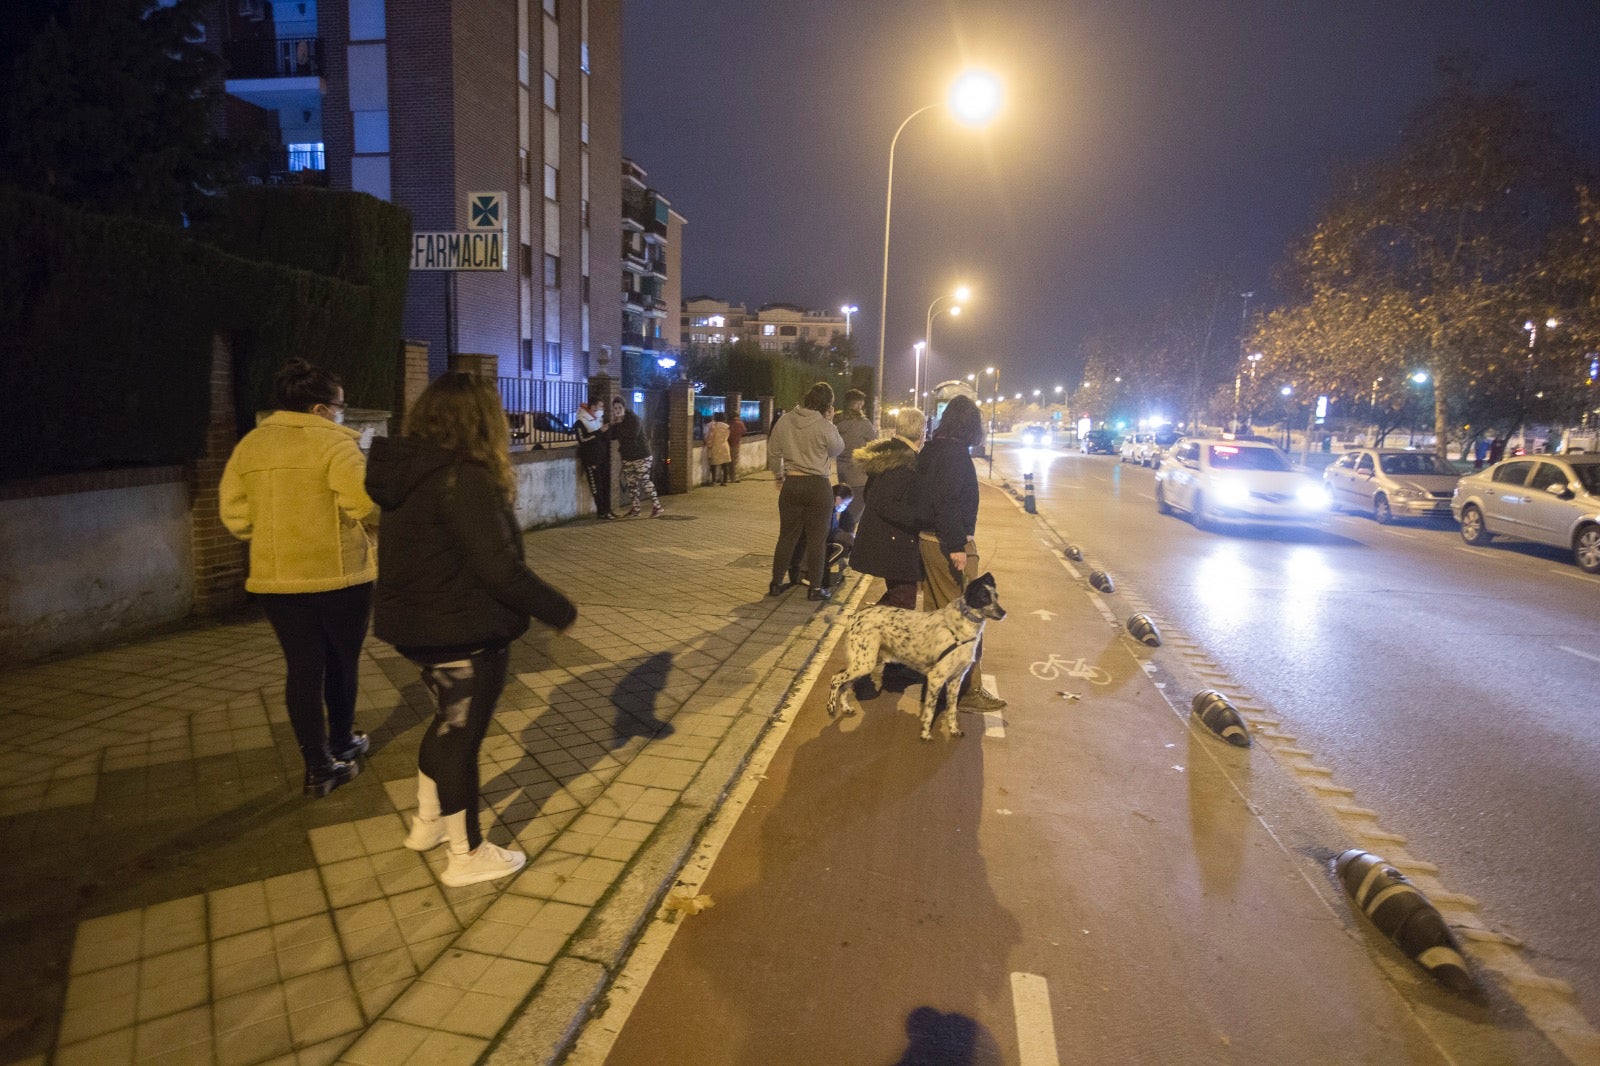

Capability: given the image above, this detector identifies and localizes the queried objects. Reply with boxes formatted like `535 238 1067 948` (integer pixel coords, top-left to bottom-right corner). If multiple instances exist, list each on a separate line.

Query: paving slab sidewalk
0 474 853 1066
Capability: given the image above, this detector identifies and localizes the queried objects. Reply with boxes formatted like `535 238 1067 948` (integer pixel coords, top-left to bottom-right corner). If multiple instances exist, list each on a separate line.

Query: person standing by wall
727 409 747 483
609 397 663 518
767 381 845 601
573 397 613 519
916 394 1005 710
705 411 732 486
834 388 876 527
365 373 577 887
852 406 926 609
219 359 377 798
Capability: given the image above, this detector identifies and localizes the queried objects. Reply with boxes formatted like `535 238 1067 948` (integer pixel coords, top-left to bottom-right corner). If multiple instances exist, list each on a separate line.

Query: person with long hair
221 359 377 798
767 381 845 601
916 394 1006 710
366 373 577 887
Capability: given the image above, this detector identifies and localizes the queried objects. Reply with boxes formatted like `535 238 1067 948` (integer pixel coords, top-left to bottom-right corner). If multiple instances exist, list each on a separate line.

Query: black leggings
772 474 832 587
260 582 373 769
413 645 510 850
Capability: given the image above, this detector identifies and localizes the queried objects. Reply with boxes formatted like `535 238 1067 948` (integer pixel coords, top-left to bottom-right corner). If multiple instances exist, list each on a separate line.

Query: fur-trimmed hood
854 436 918 476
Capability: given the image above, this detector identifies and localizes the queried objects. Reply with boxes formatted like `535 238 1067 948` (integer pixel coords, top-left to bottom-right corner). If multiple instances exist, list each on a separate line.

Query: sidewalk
0 474 855 1066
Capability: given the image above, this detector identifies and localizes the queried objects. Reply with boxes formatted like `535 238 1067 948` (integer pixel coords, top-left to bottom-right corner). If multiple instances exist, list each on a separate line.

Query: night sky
622 1 1600 398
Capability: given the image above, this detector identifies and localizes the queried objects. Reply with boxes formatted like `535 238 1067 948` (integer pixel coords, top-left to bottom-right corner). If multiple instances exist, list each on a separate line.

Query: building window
543 73 557 110
780 325 797 337
544 164 557 201
286 142 325 171
581 275 590 304
544 341 561 376
544 254 560 287
580 42 589 73
762 324 776 337
543 0 556 15
521 338 534 372
520 243 533 277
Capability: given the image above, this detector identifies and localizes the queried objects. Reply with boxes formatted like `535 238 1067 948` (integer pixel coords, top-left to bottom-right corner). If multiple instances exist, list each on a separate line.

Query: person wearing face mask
220 358 379 798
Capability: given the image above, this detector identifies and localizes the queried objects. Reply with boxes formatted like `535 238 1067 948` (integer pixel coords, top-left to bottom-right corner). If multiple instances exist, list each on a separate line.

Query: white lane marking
1011 972 1061 1066
1556 568 1600 583
981 673 1006 738
1559 646 1600 666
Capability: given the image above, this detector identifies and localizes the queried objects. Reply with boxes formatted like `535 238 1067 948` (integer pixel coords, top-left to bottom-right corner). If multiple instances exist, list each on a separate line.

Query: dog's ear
972 572 995 591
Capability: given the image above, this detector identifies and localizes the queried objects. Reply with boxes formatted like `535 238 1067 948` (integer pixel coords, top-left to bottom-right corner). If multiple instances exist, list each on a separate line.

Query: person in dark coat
609 397 663 517
917 394 1005 711
573 396 613 518
851 406 926 608
726 412 747 482
366 373 577 888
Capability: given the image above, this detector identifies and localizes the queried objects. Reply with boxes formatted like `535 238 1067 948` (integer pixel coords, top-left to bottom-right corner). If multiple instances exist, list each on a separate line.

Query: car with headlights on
1452 455 1600 573
1155 438 1330 529
1017 423 1049 448
1083 427 1119 455
1323 448 1461 524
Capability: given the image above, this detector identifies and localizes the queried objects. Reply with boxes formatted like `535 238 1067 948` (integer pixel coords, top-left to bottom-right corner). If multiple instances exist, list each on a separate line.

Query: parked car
1120 432 1153 464
1323 448 1461 524
1083 428 1118 455
1155 438 1331 529
1147 429 1181 467
1451 455 1600 573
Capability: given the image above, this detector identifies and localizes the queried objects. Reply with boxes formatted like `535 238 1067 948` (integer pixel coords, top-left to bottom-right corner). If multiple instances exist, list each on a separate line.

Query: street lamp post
923 287 968 413
840 304 858 339
874 73 1001 428
912 341 926 413
983 366 999 476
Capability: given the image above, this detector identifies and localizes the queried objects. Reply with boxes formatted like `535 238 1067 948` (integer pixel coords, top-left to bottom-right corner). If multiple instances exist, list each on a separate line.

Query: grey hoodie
767 405 844 479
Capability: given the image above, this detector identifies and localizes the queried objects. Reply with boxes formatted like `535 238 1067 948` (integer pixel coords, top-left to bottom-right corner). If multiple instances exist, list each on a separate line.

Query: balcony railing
223 36 323 79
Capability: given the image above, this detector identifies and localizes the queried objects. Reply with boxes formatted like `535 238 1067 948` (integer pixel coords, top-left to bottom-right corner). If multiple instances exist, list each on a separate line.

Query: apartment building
619 159 685 386
215 0 623 384
681 300 846 356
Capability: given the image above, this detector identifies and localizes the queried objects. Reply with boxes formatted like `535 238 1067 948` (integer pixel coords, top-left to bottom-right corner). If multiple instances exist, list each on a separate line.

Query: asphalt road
1003 441 1600 1029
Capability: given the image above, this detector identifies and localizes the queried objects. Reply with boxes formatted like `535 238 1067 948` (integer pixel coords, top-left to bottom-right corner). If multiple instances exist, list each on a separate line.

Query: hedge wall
0 186 410 480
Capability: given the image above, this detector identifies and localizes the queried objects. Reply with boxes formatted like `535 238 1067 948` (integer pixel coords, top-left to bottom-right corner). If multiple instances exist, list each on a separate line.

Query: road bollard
1089 569 1115 594
1023 471 1036 514
1126 613 1162 646
1191 689 1251 747
1335 849 1474 992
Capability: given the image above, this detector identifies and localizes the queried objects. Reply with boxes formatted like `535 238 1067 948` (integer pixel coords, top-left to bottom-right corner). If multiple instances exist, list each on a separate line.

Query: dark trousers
413 644 510 851
260 582 373 769
877 580 918 609
772 474 832 588
581 457 611 515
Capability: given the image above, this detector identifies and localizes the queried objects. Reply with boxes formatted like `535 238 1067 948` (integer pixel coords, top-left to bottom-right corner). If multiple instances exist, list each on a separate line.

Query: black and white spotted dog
827 572 1006 741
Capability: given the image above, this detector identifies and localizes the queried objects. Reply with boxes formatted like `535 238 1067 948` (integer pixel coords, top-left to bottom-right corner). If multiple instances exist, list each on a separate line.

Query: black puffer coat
916 436 979 554
850 437 923 582
365 436 576 658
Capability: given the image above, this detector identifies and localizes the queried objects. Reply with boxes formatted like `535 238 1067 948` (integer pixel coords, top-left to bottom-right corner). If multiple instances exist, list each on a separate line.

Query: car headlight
1213 480 1250 506
1390 487 1425 500
1297 484 1332 509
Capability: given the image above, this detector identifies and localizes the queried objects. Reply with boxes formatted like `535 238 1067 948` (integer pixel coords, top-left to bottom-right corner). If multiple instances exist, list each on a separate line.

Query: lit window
543 73 557 109
762 325 776 336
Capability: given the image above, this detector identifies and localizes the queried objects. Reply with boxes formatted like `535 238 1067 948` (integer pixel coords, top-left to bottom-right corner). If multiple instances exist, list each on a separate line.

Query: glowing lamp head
949 306 962 317
954 285 972 303
949 71 1002 126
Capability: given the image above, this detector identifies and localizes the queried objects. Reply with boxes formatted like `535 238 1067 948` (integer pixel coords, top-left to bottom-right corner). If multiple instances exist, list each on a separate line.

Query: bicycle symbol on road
1029 654 1112 685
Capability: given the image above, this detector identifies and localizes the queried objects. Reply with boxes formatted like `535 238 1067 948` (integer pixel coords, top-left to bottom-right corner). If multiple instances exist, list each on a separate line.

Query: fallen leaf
1056 691 1082 702
664 892 714 917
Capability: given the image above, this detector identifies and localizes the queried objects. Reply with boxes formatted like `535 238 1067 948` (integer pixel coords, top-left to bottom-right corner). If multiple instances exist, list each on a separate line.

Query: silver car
1451 455 1600 573
1323 448 1461 524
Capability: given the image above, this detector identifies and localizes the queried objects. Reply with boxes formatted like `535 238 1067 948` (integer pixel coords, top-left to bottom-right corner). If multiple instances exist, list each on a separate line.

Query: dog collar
956 600 987 625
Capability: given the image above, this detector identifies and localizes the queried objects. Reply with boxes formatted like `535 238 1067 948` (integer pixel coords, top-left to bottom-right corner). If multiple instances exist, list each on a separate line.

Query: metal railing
223 36 323 79
496 377 586 447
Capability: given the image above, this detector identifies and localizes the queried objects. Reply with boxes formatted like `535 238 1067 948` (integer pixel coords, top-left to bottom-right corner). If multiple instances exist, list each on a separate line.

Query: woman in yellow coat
220 359 378 797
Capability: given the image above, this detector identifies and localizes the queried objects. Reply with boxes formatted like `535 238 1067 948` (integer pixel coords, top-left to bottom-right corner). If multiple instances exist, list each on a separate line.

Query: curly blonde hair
403 373 516 502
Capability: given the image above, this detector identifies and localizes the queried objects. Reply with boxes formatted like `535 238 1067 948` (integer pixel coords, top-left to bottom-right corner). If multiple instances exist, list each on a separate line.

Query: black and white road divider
1023 471 1037 514
1190 689 1251 747
1335 849 1474 993
1065 545 1084 561
1126 613 1162 647
1088 569 1115 594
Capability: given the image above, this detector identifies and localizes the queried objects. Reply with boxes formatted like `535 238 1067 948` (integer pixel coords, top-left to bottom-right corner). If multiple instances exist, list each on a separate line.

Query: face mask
332 410 346 425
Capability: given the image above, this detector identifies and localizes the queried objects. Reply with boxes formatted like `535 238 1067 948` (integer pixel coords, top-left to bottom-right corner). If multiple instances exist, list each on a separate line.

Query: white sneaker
404 815 445 851
441 842 526 887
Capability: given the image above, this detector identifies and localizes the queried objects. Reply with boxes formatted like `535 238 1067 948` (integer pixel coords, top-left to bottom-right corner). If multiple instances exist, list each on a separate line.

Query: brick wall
189 335 248 614
666 383 692 495
396 339 431 430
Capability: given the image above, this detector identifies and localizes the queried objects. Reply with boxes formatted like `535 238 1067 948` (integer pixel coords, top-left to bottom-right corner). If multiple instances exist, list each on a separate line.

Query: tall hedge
0 186 410 480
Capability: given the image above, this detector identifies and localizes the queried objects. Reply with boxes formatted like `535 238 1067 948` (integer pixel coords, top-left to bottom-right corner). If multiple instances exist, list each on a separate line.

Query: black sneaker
768 581 788 597
330 732 370 762
807 586 832 602
304 758 360 798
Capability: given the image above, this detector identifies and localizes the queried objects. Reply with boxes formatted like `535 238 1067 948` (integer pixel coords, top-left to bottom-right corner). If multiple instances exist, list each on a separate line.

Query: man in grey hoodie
767 381 846 601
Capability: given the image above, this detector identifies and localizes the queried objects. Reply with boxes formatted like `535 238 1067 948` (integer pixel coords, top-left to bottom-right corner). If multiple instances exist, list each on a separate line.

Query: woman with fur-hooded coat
850 407 926 608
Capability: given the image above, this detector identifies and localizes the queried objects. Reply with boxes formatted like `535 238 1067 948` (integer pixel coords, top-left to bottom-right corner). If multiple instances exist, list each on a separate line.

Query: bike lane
573 477 1526 1065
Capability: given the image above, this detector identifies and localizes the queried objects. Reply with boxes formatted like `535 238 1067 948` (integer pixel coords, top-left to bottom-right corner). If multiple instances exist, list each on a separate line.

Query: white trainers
404 815 445 851
441 841 526 887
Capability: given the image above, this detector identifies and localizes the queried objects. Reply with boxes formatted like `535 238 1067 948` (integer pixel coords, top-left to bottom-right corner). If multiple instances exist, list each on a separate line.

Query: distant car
1018 423 1048 448
1083 428 1118 455
1119 432 1152 464
1323 448 1461 524
1146 430 1181 467
1155 438 1330 530
1451 455 1600 573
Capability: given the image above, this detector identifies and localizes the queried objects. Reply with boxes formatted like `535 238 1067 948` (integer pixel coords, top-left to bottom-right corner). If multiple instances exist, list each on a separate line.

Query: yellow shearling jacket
219 411 378 594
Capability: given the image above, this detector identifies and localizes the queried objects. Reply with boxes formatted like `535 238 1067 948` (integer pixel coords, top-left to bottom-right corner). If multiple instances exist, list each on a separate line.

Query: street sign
466 191 505 231
410 231 506 271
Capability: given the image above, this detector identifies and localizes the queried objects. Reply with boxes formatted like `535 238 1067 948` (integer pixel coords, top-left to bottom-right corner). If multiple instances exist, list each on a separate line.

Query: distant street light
875 72 1002 426
840 304 858 339
912 341 926 412
983 365 999 476
924 287 968 414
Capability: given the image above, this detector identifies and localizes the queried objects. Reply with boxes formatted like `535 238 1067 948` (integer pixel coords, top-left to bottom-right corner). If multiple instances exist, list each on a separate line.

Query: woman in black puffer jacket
366 373 576 888
851 406 926 609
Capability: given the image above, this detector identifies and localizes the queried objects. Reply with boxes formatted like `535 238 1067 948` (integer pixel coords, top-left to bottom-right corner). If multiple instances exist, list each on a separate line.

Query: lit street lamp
912 341 926 413
983 366 999 475
840 304 858 339
923 286 968 413
875 72 1002 427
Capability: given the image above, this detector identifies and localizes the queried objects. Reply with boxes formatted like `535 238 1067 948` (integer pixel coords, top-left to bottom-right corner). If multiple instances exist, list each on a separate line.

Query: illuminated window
762 325 776 336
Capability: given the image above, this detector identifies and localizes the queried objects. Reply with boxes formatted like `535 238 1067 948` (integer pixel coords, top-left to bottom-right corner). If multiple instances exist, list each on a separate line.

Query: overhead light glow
949 71 1002 126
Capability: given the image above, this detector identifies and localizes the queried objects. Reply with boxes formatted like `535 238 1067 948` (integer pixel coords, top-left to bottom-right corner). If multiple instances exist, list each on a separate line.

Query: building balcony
223 36 323 79
621 331 667 352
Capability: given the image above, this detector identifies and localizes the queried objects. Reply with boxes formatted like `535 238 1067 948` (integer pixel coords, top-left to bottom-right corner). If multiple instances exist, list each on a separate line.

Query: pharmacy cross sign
467 192 504 231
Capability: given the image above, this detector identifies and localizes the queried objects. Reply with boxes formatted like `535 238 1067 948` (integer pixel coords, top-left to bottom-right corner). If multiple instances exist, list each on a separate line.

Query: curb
484 572 864 1064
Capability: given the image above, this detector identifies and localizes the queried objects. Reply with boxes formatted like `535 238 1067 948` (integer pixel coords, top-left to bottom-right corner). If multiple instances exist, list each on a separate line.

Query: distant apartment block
620 159 684 386
212 0 623 385
682 300 847 355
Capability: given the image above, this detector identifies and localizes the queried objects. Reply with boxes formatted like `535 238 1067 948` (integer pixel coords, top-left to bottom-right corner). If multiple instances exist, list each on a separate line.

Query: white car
1155 438 1331 529
1120 433 1152 464
1323 448 1460 523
